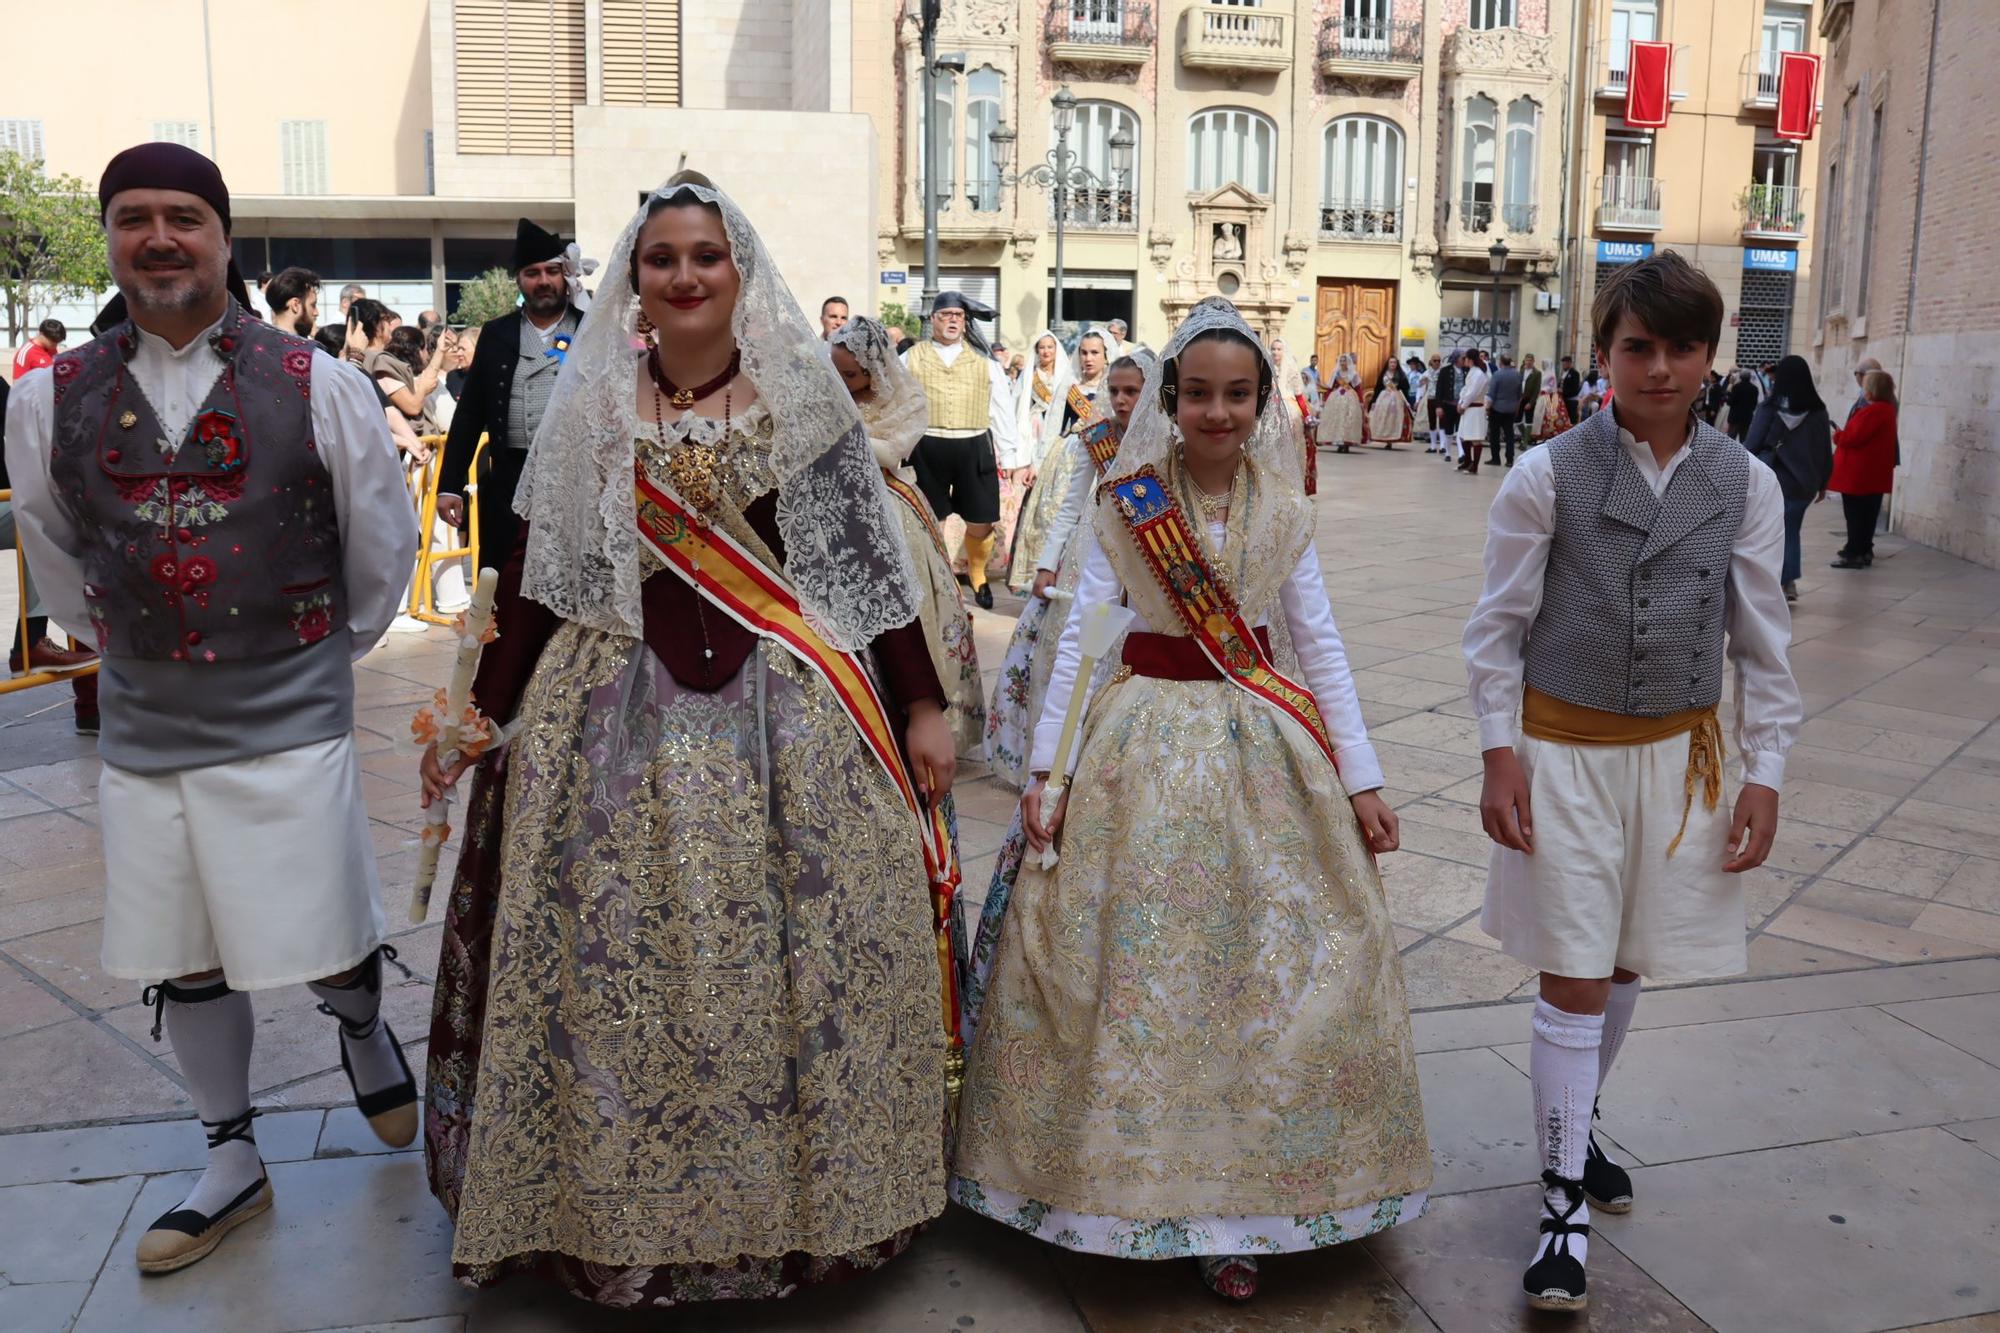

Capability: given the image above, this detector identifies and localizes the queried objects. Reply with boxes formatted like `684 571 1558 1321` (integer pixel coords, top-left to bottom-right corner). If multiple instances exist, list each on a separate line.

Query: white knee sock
308 950 408 1100
1530 999 1604 1267
1599 979 1641 1087
156 980 264 1215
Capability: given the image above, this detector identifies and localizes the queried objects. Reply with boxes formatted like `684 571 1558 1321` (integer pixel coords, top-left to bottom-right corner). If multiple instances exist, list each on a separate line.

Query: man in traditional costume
436 219 585 568
904 291 1021 608
3 143 419 1274
1462 252 1798 1312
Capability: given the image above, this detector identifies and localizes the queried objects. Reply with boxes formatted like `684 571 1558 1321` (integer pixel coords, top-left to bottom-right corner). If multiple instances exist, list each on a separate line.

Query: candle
409 566 501 922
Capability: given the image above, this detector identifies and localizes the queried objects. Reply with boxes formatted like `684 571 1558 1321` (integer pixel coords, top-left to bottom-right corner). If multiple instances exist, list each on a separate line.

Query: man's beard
119 248 227 316
522 285 566 318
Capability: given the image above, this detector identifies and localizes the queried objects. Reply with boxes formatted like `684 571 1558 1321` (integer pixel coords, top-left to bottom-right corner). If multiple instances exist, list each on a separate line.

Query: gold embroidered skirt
449 623 945 1273
953 673 1431 1231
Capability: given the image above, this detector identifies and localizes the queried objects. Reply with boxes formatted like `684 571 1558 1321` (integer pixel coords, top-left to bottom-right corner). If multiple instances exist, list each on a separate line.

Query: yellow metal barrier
0 487 101 695
404 432 488 626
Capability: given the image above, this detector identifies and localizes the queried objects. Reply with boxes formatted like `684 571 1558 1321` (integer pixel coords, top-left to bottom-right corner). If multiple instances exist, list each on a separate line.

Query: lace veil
1015 328 1077 465
830 315 930 472
1101 296 1304 492
512 176 920 651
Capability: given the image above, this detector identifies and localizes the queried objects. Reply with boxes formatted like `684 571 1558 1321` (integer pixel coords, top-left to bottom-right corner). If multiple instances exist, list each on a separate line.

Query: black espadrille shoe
1583 1123 1634 1215
135 1111 273 1274
1523 1170 1590 1313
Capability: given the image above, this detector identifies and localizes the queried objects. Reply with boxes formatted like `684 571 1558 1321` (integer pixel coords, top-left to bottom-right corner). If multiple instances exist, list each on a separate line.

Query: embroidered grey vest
47 302 344 664
504 310 576 451
1523 409 1749 717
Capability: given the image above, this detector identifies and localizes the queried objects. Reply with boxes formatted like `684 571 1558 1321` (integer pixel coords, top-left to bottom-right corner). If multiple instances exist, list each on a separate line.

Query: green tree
880 300 921 339
0 150 111 344
449 267 520 328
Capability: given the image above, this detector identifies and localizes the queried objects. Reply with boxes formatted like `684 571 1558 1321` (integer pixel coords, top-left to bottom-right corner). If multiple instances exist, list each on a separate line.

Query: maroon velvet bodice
471 490 941 725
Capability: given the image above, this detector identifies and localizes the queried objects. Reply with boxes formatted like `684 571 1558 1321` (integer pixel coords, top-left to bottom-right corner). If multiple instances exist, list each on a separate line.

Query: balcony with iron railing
1589 39 1690 102
1180 1 1290 73
1739 182 1808 240
1046 0 1155 67
1053 183 1138 232
1442 191 1543 257
1739 48 1821 109
1597 174 1663 232
901 180 1013 243
1452 194 1539 235
1318 197 1402 241
1315 16 1423 80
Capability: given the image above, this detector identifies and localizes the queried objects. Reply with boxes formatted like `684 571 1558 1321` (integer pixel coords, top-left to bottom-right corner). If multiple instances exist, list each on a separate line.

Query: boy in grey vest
1461 252 1800 1312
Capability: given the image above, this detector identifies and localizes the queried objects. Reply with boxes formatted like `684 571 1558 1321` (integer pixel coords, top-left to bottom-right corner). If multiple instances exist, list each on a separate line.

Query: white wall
572 106 878 324
680 0 797 111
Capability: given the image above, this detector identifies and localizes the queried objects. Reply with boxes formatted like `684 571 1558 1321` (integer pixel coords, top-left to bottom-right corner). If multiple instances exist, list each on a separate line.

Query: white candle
409 566 501 922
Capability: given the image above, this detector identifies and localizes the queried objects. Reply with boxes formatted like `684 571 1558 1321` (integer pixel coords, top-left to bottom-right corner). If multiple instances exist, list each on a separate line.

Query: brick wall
1814 0 2000 566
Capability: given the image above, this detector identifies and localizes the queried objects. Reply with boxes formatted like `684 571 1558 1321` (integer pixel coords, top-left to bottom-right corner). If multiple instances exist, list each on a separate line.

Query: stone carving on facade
1282 229 1311 276
1011 229 1039 266
1148 226 1177 272
1212 223 1244 261
1161 184 1293 336
1441 25 1558 78
1409 235 1439 278
946 0 1014 41
878 226 900 266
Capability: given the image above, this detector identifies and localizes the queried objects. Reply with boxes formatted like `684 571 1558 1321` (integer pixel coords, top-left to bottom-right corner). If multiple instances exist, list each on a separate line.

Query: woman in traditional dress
1270 338 1316 496
1412 356 1437 452
951 299 1431 1303
418 171 955 1309
1368 360 1414 449
1530 366 1572 444
1012 330 1074 482
983 353 1148 789
1007 330 1107 595
1314 351 1365 454
831 315 984 757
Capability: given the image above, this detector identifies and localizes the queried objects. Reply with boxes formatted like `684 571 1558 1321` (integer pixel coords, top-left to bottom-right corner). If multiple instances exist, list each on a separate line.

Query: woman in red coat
1830 369 1898 569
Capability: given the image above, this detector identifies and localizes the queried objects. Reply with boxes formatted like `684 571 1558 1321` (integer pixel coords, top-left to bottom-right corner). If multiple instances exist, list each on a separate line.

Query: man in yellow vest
903 292 1023 609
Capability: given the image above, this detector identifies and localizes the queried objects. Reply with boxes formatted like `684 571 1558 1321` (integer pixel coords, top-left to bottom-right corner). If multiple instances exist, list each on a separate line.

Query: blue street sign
1742 247 1799 273
880 270 909 285
1596 241 1654 265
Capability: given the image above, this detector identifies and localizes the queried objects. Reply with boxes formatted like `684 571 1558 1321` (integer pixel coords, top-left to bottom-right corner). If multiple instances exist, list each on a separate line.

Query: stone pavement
2 446 1998 1332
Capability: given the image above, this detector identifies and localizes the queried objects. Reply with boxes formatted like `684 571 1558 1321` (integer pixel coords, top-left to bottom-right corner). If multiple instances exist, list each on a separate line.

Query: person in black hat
903 291 1021 608
434 218 585 567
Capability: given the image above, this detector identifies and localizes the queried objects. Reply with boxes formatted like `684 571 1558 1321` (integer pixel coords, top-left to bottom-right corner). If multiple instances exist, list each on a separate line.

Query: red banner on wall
1624 40 1674 129
1775 51 1822 141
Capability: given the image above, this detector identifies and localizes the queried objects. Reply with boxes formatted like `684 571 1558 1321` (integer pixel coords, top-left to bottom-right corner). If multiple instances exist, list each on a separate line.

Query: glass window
1757 2 1810 98
1504 97 1539 229
1187 108 1277 195
1468 0 1514 30
928 70 957 207
1857 105 1883 316
1458 96 1496 231
444 238 517 281
1608 0 1658 85
1063 101 1140 230
965 67 1003 213
1320 116 1403 238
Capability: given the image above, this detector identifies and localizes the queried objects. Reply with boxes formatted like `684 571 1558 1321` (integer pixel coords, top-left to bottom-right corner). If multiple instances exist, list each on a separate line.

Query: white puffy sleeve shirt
5 342 418 661
1030 524 1385 794
1460 431 1801 789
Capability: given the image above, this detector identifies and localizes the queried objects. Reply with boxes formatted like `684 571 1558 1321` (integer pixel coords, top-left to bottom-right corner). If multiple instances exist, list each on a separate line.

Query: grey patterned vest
1523 408 1749 717
47 302 344 663
504 309 577 450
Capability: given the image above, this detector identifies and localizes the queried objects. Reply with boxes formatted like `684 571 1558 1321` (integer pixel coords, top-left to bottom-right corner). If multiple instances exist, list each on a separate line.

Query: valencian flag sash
1624 39 1674 129
633 466 965 1057
1775 50 1822 141
1103 466 1341 771
881 470 958 575
1062 381 1123 471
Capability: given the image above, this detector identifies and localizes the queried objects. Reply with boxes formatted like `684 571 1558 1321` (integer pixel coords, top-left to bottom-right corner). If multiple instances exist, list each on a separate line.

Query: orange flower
451 610 501 645
420 821 452 848
410 704 440 747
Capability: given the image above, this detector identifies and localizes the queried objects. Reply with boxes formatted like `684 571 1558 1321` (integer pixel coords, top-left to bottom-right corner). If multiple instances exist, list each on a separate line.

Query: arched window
964 66 1003 213
1320 116 1403 238
1063 101 1140 230
1187 107 1277 194
1503 96 1539 230
1458 95 1496 231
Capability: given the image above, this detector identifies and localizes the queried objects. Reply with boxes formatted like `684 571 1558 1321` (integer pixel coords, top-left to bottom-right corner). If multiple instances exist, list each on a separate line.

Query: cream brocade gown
886 470 985 756
449 412 945 1286
951 454 1431 1258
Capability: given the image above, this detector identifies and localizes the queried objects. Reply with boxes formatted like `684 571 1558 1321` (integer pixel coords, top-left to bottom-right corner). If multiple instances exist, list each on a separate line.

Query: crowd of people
0 137 1914 1321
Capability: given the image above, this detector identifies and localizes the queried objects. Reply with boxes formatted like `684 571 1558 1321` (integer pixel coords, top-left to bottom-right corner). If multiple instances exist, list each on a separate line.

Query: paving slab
0 1176 143 1284
0 1110 324 1188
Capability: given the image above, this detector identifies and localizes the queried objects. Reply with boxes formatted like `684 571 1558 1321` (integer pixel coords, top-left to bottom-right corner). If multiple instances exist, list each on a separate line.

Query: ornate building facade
855 0 1573 383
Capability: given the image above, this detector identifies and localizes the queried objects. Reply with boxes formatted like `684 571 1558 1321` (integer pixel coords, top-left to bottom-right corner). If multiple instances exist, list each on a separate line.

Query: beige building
860 0 1573 386
5 0 877 335
1809 0 1999 568
1557 0 1824 372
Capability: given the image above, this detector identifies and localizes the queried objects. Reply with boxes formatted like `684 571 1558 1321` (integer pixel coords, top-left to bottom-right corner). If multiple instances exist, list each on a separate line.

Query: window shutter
0 119 46 160
455 0 589 154
602 0 681 107
280 120 329 194
152 121 202 150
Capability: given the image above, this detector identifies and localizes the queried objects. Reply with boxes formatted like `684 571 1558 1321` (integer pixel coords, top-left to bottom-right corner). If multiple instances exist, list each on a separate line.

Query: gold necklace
1191 480 1231 520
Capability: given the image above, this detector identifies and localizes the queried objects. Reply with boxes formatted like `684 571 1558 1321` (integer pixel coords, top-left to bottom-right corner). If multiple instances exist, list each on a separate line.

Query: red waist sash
1121 627 1275 681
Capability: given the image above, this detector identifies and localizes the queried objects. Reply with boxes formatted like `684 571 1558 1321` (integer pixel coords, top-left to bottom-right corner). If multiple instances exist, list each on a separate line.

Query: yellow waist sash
1521 686 1723 857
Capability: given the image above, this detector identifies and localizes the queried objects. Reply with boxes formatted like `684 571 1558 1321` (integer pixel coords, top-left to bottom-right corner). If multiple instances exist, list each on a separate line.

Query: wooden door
1315 279 1397 388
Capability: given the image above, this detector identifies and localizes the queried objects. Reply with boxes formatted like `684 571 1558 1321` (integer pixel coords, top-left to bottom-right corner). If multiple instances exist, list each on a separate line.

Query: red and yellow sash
880 469 955 575
633 467 963 1049
1103 466 1341 771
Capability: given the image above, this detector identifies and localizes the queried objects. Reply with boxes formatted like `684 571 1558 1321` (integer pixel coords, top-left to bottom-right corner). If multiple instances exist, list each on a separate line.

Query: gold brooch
664 439 728 515
118 411 138 429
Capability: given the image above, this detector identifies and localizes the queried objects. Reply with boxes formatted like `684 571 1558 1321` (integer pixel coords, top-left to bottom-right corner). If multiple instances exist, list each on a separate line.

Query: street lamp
1487 238 1510 357
990 83 1135 339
